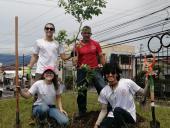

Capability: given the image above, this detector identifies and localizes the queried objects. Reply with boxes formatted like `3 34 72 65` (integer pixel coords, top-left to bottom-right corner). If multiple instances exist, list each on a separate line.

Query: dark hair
41 70 58 90
44 23 55 31
82 26 91 32
102 63 122 81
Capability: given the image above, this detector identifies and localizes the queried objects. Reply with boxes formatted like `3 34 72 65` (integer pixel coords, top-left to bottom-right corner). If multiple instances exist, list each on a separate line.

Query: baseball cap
82 26 91 33
43 66 55 73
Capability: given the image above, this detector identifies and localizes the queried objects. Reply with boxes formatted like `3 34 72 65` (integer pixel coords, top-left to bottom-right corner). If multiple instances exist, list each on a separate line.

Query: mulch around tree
70 111 149 128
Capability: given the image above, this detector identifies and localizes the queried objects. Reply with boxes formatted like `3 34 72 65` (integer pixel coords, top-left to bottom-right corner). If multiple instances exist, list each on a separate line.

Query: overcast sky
0 0 170 55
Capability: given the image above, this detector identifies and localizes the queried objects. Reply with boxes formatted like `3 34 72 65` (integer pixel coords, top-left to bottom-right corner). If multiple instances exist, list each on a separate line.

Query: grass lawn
0 91 170 128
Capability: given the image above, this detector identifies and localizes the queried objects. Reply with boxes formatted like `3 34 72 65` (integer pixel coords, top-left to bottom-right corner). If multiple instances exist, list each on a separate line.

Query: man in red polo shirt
73 26 106 117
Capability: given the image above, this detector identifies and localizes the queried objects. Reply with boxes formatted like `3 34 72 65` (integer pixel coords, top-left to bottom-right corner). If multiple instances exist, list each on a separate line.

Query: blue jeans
76 68 106 113
32 104 69 127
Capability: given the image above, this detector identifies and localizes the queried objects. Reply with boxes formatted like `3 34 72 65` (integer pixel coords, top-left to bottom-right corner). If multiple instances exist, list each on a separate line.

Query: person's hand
23 88 29 92
60 109 68 116
94 124 99 128
16 86 21 93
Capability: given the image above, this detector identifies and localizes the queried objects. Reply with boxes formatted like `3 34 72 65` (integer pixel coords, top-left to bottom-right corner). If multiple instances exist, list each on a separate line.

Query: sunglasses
105 71 115 75
45 27 55 31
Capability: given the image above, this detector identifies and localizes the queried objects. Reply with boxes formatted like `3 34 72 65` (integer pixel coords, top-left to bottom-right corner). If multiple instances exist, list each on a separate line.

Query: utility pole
139 44 143 72
22 54 24 88
22 54 24 76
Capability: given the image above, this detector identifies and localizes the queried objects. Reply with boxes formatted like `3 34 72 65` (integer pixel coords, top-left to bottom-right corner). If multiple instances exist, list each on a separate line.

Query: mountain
0 54 31 66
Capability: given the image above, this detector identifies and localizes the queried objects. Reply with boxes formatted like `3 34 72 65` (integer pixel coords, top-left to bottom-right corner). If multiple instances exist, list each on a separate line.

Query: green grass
136 103 170 128
0 91 170 128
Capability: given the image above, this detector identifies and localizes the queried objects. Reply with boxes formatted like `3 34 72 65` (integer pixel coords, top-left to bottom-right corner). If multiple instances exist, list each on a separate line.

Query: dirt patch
70 111 99 128
70 111 149 128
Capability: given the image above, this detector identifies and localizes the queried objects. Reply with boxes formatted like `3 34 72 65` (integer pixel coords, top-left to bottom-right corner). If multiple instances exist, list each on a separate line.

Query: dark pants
76 68 106 113
100 107 135 128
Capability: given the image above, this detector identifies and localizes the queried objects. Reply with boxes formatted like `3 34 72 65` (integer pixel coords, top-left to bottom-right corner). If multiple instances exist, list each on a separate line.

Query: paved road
0 88 14 99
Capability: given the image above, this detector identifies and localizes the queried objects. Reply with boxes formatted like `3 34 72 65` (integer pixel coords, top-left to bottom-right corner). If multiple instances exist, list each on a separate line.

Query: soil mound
70 111 148 128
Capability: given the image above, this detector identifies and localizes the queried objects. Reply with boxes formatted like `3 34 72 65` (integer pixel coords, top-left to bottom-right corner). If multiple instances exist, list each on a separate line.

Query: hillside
0 54 30 66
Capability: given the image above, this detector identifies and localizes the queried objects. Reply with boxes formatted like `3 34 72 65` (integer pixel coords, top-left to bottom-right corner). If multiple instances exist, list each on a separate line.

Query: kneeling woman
94 63 149 128
18 66 69 127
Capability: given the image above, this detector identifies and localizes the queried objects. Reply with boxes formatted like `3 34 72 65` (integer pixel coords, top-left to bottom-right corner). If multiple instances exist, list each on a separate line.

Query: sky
0 0 170 55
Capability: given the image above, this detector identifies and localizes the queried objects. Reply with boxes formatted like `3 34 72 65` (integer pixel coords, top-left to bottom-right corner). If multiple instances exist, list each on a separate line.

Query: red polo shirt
76 39 102 68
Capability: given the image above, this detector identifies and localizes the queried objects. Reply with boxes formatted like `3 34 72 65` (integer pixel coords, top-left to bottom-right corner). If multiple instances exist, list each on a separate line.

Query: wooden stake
15 16 21 128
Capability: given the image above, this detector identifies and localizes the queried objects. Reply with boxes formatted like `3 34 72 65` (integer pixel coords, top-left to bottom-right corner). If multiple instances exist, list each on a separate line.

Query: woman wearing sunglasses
18 66 69 127
27 22 71 81
94 63 149 128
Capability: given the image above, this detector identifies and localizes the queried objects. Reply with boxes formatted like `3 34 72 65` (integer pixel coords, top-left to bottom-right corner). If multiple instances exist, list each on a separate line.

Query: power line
16 0 168 36
94 6 170 36
19 12 65 35
91 0 170 29
64 1 170 40
100 29 170 48
97 19 170 42
91 0 158 27
8 0 170 38
20 7 58 28
0 0 62 35
0 0 58 8
94 13 168 39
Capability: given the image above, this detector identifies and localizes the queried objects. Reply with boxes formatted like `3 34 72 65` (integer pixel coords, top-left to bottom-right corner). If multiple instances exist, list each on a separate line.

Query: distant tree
54 30 67 44
54 30 76 46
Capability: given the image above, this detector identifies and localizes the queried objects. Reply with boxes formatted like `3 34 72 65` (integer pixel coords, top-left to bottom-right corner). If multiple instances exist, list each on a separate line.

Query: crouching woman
18 66 69 127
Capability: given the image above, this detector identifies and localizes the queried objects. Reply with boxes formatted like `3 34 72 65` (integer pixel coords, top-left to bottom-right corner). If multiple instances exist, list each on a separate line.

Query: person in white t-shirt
18 66 69 127
27 23 71 80
94 63 149 128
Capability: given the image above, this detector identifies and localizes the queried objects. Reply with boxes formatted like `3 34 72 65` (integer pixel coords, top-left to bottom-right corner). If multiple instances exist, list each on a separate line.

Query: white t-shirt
32 38 65 74
98 78 141 121
28 80 62 106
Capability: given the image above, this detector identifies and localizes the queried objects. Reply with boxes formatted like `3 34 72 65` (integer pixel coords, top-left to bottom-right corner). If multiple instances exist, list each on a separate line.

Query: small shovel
149 76 160 128
150 105 160 128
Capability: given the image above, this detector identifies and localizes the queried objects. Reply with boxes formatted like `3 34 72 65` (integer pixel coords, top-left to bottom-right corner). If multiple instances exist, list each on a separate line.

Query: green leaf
58 0 106 23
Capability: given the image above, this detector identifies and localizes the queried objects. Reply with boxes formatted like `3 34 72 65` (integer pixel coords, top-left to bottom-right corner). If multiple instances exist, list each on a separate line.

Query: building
102 44 136 78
